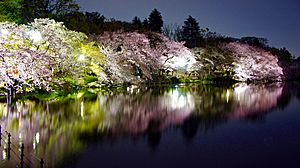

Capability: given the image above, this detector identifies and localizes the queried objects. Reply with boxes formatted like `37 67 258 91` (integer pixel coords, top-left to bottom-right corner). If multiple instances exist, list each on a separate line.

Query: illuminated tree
226 42 284 82
93 32 196 83
0 18 92 92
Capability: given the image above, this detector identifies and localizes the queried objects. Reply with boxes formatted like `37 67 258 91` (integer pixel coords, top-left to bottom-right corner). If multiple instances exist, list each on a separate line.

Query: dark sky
76 0 300 57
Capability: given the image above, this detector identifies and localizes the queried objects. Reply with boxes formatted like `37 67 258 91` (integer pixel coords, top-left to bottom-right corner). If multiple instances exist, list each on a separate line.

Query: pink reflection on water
230 83 283 118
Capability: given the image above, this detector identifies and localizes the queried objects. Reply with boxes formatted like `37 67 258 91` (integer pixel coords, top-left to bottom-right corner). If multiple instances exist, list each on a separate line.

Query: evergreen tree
148 8 163 33
179 15 202 48
132 16 142 30
143 18 149 30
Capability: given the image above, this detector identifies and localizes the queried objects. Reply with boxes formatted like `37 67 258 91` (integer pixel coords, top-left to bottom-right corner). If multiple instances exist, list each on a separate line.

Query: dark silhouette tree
270 47 293 63
85 12 105 33
240 36 269 48
86 12 105 25
179 15 202 48
58 11 86 32
131 16 142 30
142 18 149 30
148 8 163 33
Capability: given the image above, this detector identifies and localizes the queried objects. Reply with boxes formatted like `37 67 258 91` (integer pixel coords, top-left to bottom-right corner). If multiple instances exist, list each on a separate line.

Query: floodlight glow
2 150 6 160
0 29 9 36
164 51 196 71
234 84 249 101
78 54 85 61
234 84 248 95
28 30 43 43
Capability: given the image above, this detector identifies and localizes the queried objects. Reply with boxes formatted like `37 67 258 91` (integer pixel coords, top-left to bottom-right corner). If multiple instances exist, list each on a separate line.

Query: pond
0 82 300 168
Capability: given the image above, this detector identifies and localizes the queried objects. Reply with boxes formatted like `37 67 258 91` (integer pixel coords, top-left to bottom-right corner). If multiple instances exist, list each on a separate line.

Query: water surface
0 83 300 168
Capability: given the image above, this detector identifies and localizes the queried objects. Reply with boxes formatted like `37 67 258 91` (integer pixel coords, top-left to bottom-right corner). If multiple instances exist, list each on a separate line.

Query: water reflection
0 82 299 167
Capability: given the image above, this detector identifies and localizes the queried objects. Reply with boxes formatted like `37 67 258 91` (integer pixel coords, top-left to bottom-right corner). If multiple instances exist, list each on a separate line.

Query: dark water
0 82 300 168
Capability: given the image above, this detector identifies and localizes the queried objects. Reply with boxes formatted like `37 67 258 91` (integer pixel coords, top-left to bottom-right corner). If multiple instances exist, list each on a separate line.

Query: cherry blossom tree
226 42 284 82
0 19 90 93
93 31 196 84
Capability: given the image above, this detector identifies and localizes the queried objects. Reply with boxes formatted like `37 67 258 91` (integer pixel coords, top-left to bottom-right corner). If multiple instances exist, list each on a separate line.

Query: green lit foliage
0 0 22 23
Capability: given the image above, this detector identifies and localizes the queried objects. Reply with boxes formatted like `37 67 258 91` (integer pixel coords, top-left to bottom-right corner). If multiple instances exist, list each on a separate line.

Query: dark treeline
0 0 295 62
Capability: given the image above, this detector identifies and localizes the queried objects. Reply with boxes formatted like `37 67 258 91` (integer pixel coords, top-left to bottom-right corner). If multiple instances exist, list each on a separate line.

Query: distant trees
131 16 143 30
239 36 294 63
269 47 293 63
240 36 268 49
148 9 163 33
60 11 105 34
162 24 181 41
178 15 202 48
21 0 80 23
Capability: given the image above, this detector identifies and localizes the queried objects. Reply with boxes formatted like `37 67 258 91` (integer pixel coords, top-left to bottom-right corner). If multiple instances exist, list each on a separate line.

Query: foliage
226 42 284 82
0 0 22 23
92 31 196 84
240 36 269 49
192 44 234 80
21 0 80 23
0 18 107 93
162 23 181 41
131 16 143 30
269 47 293 63
178 15 202 48
59 11 106 34
148 8 163 33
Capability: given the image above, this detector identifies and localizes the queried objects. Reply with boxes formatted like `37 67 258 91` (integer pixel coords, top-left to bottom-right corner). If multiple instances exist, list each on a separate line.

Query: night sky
76 0 300 57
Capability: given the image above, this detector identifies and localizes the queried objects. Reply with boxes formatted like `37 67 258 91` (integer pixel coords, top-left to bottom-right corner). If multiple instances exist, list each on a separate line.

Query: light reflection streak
80 101 84 118
2 150 6 160
226 89 230 103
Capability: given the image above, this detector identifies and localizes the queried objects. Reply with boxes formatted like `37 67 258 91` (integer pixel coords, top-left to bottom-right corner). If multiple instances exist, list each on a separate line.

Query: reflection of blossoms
106 89 195 135
0 84 294 167
231 83 283 118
